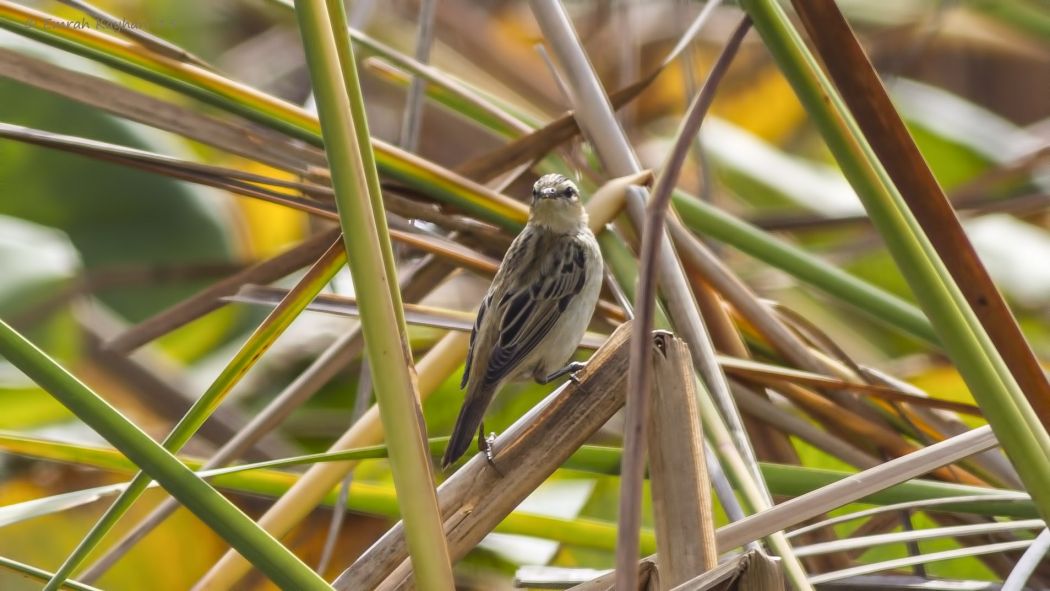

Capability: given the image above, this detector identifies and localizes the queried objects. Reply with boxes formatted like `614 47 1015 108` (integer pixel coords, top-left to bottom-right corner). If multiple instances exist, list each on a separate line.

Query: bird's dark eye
562 186 577 199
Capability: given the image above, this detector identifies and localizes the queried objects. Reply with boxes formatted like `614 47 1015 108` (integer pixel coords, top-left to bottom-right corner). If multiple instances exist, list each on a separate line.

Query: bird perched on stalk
441 174 604 469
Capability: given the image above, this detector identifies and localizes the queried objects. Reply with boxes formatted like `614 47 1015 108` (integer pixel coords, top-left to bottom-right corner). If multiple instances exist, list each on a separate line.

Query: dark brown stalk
772 383 987 486
789 0 1050 429
617 18 750 588
454 74 656 181
12 262 243 329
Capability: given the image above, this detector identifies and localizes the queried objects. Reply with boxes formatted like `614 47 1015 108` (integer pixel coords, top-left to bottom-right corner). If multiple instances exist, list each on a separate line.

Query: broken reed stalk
331 322 633 590
648 332 717 588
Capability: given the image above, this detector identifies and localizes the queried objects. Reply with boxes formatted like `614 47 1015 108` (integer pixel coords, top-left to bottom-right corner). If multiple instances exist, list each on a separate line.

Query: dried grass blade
229 286 616 348
786 492 1031 540
717 426 998 552
731 383 881 470
792 518 1044 558
573 549 783 591
721 359 983 417
1003 528 1050 591
807 540 1032 585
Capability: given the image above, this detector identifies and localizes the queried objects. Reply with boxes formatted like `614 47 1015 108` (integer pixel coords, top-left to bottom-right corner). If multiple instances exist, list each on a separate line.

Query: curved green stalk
0 319 332 590
293 0 453 588
43 242 346 589
740 0 1050 521
2 431 1038 523
671 191 938 344
324 0 405 335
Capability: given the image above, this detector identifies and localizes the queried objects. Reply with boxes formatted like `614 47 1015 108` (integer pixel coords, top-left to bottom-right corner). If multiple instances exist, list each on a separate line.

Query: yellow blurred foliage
230 160 309 259
711 62 807 143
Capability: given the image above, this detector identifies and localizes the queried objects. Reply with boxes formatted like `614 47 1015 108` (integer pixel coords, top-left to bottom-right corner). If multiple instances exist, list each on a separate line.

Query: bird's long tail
442 382 496 469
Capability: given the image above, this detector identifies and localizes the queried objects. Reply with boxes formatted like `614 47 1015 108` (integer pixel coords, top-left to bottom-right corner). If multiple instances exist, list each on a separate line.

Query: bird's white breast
524 229 603 378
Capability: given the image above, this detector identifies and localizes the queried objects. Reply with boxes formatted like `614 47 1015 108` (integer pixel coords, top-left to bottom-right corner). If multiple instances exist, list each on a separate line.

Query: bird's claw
483 433 504 476
484 433 497 462
566 361 586 385
539 361 587 385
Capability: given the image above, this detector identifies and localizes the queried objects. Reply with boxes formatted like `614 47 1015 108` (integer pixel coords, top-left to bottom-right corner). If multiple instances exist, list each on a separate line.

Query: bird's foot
478 431 503 477
538 361 587 385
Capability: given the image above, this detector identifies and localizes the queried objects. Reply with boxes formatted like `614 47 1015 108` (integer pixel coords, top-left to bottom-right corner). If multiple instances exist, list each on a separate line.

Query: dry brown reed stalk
569 560 660 591
772 382 987 486
648 332 717 588
729 382 880 470
689 275 798 466
861 367 1019 487
0 48 324 172
104 227 340 353
668 219 882 424
331 321 633 590
730 370 982 417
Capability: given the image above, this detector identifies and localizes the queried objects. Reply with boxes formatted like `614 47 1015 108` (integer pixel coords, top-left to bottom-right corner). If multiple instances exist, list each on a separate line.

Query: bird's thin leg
536 361 587 385
477 422 502 476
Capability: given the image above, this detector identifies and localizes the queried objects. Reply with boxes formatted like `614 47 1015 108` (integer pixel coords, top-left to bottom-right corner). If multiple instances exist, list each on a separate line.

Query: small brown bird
441 174 604 469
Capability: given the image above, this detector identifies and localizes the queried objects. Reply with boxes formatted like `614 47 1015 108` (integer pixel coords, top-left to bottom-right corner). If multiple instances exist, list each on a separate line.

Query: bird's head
528 174 587 233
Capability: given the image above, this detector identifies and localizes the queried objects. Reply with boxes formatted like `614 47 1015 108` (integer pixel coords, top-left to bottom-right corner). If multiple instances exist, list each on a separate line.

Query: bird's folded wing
481 241 588 386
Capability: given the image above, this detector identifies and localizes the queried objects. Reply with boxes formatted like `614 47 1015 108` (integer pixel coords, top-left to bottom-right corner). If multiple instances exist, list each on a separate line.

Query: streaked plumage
442 174 603 468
